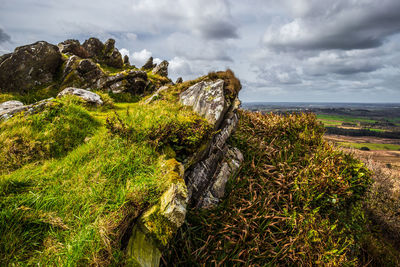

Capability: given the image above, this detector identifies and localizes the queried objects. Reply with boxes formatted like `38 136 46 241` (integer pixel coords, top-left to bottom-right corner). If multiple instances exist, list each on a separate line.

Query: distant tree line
325 127 400 139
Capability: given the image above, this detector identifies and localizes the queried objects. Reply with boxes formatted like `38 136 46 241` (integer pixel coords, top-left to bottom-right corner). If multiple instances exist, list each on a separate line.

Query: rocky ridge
0 38 242 266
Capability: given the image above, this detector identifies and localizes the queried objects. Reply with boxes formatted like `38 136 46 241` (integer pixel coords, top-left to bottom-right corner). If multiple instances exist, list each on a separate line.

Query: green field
317 114 377 124
338 142 400 151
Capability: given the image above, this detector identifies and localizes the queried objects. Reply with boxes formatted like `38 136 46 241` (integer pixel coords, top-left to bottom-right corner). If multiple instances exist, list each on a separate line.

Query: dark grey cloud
198 20 238 40
263 0 400 51
0 29 11 43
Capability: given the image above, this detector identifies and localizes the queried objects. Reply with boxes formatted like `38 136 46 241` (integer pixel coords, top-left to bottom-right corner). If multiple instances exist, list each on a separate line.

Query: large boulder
82 37 104 58
179 79 227 128
0 41 62 93
152 60 169 77
57 87 103 105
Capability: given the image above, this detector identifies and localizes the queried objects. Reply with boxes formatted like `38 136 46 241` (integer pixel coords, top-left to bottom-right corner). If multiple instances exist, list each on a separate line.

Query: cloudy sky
1 0 400 102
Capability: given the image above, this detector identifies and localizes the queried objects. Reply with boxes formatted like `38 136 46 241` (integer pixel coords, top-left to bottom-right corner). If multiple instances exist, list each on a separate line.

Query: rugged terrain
0 38 389 266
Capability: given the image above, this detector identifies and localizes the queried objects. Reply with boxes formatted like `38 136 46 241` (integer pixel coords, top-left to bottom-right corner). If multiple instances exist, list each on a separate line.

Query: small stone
175 77 183 84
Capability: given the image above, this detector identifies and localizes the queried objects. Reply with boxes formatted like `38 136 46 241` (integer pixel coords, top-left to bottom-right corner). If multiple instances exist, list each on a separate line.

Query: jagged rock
175 77 183 84
58 39 89 58
141 57 156 70
126 159 187 267
82 37 104 58
77 59 105 85
104 49 124 69
185 107 240 207
102 39 123 68
152 60 169 77
160 183 188 228
0 41 62 93
180 79 226 128
104 38 115 54
57 87 103 105
123 55 130 65
200 147 243 208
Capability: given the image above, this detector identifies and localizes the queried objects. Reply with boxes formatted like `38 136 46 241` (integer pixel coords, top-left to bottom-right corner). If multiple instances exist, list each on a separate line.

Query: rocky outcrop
180 79 227 128
126 159 187 267
180 78 242 208
0 38 166 97
57 87 103 105
0 41 62 93
142 57 156 70
200 146 243 208
152 60 169 77
0 98 54 120
102 39 124 68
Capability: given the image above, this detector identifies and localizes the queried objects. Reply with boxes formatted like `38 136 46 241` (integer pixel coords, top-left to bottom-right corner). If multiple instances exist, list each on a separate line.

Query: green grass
164 111 372 266
338 142 400 151
317 114 377 124
0 87 212 265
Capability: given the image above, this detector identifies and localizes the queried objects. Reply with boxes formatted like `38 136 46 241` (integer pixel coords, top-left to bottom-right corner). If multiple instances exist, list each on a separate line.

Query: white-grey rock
160 183 188 228
179 79 227 128
0 100 26 120
0 100 24 112
0 98 54 120
57 87 103 105
144 85 169 104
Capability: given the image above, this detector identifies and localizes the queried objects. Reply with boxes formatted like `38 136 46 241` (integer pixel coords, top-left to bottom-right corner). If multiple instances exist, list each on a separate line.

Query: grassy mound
0 84 212 265
163 110 372 266
0 97 100 174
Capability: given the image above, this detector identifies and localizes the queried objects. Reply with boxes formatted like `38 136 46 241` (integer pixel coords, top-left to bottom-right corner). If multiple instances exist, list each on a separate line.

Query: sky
1 0 400 103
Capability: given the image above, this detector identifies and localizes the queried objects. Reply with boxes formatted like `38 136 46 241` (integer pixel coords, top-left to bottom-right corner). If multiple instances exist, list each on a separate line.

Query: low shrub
163 111 372 266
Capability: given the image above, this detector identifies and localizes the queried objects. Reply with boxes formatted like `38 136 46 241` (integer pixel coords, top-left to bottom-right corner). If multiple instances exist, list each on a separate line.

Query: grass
338 142 400 151
0 83 213 265
163 111 372 266
317 114 377 124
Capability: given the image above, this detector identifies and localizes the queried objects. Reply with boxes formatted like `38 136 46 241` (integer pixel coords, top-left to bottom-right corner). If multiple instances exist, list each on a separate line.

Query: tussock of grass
208 69 241 101
163 111 372 266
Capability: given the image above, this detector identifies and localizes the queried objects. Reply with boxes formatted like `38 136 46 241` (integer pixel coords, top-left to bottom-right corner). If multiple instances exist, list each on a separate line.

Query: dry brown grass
333 147 400 265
